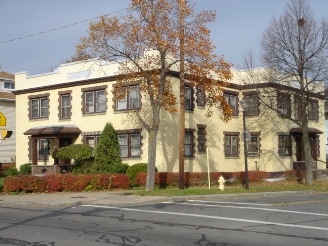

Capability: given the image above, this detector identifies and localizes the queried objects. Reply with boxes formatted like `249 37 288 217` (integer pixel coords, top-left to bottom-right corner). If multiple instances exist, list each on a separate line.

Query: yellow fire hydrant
218 175 225 191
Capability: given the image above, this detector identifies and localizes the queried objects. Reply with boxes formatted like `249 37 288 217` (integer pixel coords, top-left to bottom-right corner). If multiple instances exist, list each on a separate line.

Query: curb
0 190 318 207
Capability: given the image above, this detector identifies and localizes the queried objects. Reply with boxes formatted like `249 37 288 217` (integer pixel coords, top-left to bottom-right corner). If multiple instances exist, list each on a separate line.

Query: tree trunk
302 125 313 185
146 127 159 191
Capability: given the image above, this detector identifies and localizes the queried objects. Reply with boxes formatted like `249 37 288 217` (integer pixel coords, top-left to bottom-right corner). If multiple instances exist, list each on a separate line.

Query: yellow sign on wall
0 112 6 126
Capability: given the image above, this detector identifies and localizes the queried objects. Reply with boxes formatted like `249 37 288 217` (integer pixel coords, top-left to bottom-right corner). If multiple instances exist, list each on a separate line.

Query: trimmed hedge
126 163 158 187
19 163 32 175
3 173 130 193
4 167 19 177
136 171 270 187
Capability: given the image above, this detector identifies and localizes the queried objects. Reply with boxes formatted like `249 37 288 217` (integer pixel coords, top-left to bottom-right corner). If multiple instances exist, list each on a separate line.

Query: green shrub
4 167 19 177
52 144 94 167
126 163 157 186
91 122 122 173
19 163 32 175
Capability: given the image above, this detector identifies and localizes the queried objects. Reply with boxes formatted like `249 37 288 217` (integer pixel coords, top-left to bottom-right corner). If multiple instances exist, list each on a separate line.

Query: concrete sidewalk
0 190 316 207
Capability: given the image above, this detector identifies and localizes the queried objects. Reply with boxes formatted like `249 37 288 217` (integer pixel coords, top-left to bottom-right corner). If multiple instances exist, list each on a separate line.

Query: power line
0 8 128 44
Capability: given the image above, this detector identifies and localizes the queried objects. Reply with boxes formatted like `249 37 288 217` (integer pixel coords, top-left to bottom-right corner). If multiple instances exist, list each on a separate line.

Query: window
248 135 260 156
185 85 194 110
224 134 239 157
277 93 291 116
38 139 49 160
308 101 319 121
244 93 259 116
197 124 206 153
84 90 106 113
4 81 14 90
60 94 71 119
224 93 238 116
117 133 141 157
196 89 205 107
116 86 140 110
278 135 291 156
184 129 195 157
31 97 49 119
85 136 100 149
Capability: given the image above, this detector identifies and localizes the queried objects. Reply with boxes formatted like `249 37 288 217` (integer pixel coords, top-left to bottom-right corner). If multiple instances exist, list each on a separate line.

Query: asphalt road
0 193 328 245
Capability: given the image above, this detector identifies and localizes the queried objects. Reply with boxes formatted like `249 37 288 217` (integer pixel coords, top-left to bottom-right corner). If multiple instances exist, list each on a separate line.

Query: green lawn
123 180 328 196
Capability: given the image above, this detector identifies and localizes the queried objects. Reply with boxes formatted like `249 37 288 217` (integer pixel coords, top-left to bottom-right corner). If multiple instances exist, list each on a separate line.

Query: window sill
82 112 107 116
224 156 240 159
121 156 142 160
185 110 194 113
114 109 140 114
29 118 49 121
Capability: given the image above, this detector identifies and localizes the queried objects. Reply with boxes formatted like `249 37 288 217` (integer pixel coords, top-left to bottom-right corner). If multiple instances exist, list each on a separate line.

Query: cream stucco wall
14 59 326 174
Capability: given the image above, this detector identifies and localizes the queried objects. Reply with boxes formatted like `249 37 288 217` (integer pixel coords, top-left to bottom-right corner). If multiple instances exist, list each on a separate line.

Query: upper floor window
117 132 141 158
224 134 239 157
196 89 205 107
248 135 260 156
224 93 238 116
185 85 194 110
278 135 291 156
277 93 291 117
294 98 303 120
60 94 71 119
244 93 259 116
308 101 319 121
31 97 49 119
4 81 15 90
84 90 106 114
116 86 140 110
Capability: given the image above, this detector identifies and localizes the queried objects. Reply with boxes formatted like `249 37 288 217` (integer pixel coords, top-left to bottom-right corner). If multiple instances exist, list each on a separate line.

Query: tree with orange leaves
76 0 233 191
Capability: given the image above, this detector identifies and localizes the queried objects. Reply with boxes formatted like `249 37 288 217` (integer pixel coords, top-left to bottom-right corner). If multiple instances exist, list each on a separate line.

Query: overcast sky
1 0 327 76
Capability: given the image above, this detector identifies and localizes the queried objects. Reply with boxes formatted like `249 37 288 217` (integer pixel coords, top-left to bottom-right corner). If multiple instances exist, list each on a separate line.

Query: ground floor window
117 133 141 158
248 135 260 156
278 135 291 156
29 139 49 160
85 136 100 149
224 134 239 157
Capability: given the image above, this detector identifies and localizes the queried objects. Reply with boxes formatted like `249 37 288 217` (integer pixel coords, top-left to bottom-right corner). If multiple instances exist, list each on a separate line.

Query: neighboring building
0 71 16 164
13 59 326 177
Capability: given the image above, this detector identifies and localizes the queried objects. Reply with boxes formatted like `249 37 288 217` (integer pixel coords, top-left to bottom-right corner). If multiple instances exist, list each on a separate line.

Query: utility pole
178 0 185 189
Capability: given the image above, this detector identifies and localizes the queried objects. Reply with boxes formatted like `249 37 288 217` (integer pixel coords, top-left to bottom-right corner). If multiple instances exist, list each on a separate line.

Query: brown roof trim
24 125 81 135
290 127 323 134
12 69 324 100
13 75 121 95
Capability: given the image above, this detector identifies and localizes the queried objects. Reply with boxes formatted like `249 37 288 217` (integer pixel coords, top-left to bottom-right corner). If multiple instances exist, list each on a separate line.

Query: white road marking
188 200 272 206
82 204 328 231
162 202 328 217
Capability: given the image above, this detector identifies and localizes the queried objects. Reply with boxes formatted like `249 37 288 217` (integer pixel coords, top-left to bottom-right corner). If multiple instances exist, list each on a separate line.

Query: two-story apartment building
0 71 16 164
13 59 326 177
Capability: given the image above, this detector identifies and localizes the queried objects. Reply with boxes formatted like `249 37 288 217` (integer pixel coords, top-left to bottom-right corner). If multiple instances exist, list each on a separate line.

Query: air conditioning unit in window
278 109 287 115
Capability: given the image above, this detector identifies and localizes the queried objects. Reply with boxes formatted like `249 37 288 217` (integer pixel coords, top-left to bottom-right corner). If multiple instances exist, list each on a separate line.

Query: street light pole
240 99 249 190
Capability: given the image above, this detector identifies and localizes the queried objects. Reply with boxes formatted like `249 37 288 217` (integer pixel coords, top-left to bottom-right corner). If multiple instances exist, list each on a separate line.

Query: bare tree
243 0 328 185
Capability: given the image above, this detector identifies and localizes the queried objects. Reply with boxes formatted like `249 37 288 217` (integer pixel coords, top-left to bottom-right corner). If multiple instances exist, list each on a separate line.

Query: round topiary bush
126 163 157 187
19 163 32 175
4 167 19 177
